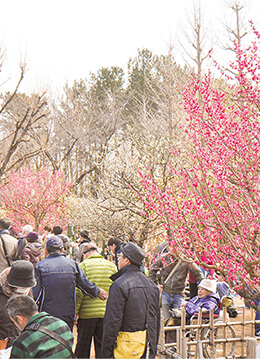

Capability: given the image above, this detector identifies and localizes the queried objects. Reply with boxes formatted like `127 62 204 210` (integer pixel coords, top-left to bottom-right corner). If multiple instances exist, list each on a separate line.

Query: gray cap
121 242 145 266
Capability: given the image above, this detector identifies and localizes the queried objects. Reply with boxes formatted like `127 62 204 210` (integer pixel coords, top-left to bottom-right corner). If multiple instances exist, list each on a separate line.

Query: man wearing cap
0 260 36 348
149 244 203 321
33 236 108 331
75 242 117 359
73 230 92 263
101 242 160 359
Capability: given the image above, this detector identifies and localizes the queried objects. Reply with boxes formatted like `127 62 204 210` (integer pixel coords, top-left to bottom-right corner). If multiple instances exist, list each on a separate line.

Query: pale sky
0 0 259 96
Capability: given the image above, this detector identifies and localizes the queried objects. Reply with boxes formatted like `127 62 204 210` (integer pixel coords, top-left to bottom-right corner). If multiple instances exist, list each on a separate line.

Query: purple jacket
186 292 220 316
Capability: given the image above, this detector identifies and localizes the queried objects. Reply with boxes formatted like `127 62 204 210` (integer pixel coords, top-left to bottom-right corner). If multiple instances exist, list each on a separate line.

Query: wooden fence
158 306 260 358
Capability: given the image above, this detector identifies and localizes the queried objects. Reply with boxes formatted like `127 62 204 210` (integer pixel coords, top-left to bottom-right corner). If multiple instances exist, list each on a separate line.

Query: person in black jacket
101 242 160 359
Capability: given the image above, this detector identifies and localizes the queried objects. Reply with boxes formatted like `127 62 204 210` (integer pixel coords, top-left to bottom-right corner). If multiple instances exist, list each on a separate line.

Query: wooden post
241 306 246 357
158 308 165 353
181 337 187 359
209 310 216 359
195 309 202 359
178 308 186 357
197 341 204 359
222 306 227 357
251 307 255 338
177 327 181 355
181 308 186 339
209 309 214 346
246 337 257 358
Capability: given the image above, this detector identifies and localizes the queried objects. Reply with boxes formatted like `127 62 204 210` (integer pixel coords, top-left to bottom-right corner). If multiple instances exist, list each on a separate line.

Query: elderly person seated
183 279 220 316
171 279 220 318
166 279 220 344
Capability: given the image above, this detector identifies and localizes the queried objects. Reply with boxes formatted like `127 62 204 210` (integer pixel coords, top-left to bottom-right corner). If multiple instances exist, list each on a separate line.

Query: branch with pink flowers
0 165 73 232
139 26 260 300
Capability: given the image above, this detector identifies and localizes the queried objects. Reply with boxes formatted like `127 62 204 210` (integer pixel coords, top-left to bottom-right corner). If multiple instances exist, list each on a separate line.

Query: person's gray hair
22 225 33 235
6 295 38 321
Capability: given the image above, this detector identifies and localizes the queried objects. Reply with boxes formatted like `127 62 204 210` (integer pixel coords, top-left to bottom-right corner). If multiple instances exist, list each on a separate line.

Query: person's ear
16 315 24 325
10 315 23 329
125 258 131 265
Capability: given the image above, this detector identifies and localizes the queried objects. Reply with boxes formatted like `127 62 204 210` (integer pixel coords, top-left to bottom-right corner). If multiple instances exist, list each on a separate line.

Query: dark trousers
66 319 74 332
75 318 103 359
189 282 198 299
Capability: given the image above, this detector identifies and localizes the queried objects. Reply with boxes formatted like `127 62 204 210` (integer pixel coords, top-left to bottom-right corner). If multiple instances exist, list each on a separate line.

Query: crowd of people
0 218 160 358
0 216 249 359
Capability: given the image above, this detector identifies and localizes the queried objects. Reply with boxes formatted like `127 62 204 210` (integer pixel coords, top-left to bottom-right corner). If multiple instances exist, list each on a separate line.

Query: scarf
0 268 16 297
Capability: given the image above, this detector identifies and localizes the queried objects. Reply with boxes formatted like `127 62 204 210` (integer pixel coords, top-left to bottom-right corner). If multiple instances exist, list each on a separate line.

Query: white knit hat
198 279 216 293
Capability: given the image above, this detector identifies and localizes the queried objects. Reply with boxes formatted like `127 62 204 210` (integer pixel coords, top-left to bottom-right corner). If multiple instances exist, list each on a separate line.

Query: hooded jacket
21 242 43 266
101 264 160 359
186 292 220 317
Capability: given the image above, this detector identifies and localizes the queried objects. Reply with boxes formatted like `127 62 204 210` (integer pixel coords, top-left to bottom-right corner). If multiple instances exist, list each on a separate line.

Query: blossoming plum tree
0 166 72 232
139 24 260 301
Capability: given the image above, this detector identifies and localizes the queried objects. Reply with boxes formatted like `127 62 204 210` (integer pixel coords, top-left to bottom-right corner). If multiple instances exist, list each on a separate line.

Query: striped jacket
10 312 73 358
76 253 117 318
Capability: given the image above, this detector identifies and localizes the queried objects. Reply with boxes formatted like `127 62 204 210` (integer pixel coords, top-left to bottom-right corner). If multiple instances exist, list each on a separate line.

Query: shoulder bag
27 323 76 358
0 234 11 267
163 258 182 286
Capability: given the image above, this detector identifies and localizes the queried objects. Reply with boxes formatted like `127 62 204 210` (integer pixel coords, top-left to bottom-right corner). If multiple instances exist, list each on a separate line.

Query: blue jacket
33 252 100 329
186 292 220 317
